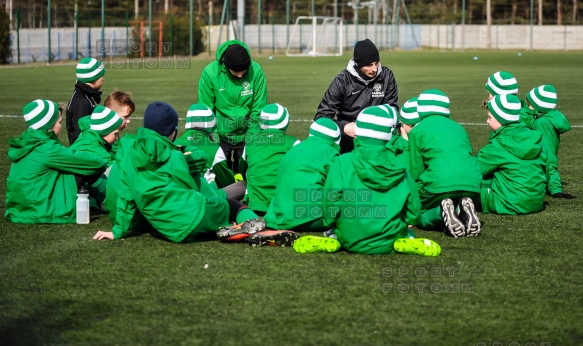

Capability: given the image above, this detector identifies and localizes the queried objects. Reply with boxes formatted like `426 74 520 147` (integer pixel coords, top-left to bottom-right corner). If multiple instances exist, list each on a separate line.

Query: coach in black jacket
314 39 398 153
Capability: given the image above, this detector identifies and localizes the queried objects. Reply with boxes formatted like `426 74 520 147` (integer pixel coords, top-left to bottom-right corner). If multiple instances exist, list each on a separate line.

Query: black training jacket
66 81 102 145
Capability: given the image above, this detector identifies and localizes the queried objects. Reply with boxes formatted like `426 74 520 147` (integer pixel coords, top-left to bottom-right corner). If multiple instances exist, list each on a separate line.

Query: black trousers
219 141 245 173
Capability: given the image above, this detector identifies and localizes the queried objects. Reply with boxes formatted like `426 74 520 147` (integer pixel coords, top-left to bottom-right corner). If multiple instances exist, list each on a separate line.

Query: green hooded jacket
5 129 106 224
197 40 267 145
264 136 340 230
387 133 410 171
323 139 421 255
111 128 212 242
240 129 299 213
104 133 137 225
478 122 547 215
174 129 236 188
409 115 481 194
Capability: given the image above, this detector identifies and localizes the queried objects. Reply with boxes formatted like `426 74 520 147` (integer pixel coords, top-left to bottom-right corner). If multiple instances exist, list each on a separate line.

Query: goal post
286 16 344 57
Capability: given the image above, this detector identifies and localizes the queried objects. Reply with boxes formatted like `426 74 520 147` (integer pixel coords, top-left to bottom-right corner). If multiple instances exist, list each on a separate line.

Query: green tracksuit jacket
387 133 410 171
174 129 235 188
5 129 106 223
104 133 136 225
264 136 340 230
240 130 299 213
111 128 222 242
477 122 547 215
408 115 481 195
323 139 421 255
197 40 267 145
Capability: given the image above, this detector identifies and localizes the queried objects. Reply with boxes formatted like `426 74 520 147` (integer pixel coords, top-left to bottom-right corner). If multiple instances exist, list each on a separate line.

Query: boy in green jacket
478 95 547 214
198 40 267 174
409 89 482 238
523 85 575 199
239 103 300 214
93 101 262 243
174 104 236 190
5 99 106 224
70 105 124 205
387 97 422 171
264 117 341 232
294 105 441 256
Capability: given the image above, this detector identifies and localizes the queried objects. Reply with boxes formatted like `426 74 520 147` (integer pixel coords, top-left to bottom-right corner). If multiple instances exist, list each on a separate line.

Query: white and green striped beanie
417 89 450 119
22 99 60 131
355 105 397 144
185 104 216 130
90 105 123 136
309 118 341 145
399 97 421 125
260 103 290 130
487 94 521 126
485 71 518 96
526 85 557 112
76 57 106 83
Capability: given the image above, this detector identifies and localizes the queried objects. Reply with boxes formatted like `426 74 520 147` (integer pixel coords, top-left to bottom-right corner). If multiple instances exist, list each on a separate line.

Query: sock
235 208 258 224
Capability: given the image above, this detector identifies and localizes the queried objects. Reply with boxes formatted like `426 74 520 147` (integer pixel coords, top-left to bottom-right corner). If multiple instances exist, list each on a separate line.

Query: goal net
286 16 344 57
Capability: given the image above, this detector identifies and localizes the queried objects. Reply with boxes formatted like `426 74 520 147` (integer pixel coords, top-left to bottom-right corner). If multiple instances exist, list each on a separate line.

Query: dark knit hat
144 101 178 136
223 44 251 72
353 39 379 67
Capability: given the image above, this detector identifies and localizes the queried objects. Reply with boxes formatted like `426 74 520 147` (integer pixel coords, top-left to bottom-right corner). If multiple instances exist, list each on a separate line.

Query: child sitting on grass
5 100 106 224
293 105 441 256
239 103 299 214
477 94 547 215
523 85 575 199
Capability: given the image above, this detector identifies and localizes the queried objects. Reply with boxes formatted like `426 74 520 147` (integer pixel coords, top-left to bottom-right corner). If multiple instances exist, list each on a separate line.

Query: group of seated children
5 60 573 257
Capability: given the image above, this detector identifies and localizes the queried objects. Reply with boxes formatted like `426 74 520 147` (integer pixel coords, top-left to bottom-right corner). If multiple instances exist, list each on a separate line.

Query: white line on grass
1 115 582 128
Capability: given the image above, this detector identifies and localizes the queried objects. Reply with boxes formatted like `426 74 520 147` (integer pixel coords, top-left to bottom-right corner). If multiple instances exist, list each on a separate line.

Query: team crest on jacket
241 81 253 97
372 83 384 98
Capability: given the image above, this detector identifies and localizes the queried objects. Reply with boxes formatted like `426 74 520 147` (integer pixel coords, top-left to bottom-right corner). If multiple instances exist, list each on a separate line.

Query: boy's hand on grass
93 231 114 240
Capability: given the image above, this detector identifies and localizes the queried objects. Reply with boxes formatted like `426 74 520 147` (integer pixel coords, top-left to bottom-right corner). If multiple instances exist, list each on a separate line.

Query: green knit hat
76 57 106 83
309 118 341 145
90 105 123 136
417 89 450 119
355 105 397 144
185 104 216 130
260 103 290 130
399 97 421 125
22 99 60 131
485 71 518 96
526 85 557 112
487 94 521 126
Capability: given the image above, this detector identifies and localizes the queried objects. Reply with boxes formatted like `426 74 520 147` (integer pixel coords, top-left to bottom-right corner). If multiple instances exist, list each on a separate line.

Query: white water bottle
76 187 90 224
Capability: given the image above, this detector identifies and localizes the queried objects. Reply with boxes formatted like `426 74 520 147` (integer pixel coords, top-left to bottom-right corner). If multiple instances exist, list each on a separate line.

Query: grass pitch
1 51 582 345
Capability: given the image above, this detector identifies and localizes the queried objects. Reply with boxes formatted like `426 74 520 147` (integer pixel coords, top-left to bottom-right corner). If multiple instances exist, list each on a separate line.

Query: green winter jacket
5 129 106 224
477 122 547 215
111 128 211 242
197 40 267 145
409 115 481 194
174 129 236 188
104 133 137 225
323 139 421 255
264 136 340 229
240 129 299 213
387 133 410 171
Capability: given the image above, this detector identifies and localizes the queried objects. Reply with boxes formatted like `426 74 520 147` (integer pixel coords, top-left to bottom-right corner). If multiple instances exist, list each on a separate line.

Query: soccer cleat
393 238 441 257
293 235 341 254
216 217 266 241
246 230 299 247
322 229 338 239
458 197 481 237
441 198 466 238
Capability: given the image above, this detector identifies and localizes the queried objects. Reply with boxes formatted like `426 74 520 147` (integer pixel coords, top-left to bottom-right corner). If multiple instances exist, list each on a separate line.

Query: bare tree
574 0 578 23
511 0 517 25
557 0 562 24
538 0 542 25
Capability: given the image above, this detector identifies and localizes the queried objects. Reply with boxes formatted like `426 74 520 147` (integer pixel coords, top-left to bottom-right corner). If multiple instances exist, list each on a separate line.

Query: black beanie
353 39 380 67
223 44 251 72
143 101 178 137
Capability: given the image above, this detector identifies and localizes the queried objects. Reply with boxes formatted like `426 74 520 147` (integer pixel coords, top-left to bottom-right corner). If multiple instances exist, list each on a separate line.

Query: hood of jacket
131 127 177 171
494 123 542 160
540 109 571 134
216 39 251 64
346 59 382 85
352 138 405 190
8 128 58 163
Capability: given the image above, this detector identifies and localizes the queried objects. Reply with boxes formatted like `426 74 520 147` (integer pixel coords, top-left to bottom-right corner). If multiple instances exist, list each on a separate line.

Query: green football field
1 51 582 345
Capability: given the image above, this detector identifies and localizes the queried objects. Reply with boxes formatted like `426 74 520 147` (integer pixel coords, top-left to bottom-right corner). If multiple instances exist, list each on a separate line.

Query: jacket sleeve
381 69 399 109
248 68 267 135
540 141 561 195
197 68 216 111
44 143 106 176
407 130 425 183
476 142 503 178
112 169 137 239
322 160 343 227
403 173 422 226
314 74 346 128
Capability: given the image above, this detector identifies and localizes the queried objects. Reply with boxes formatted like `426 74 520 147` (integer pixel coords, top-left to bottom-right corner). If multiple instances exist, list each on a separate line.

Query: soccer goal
286 16 344 57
